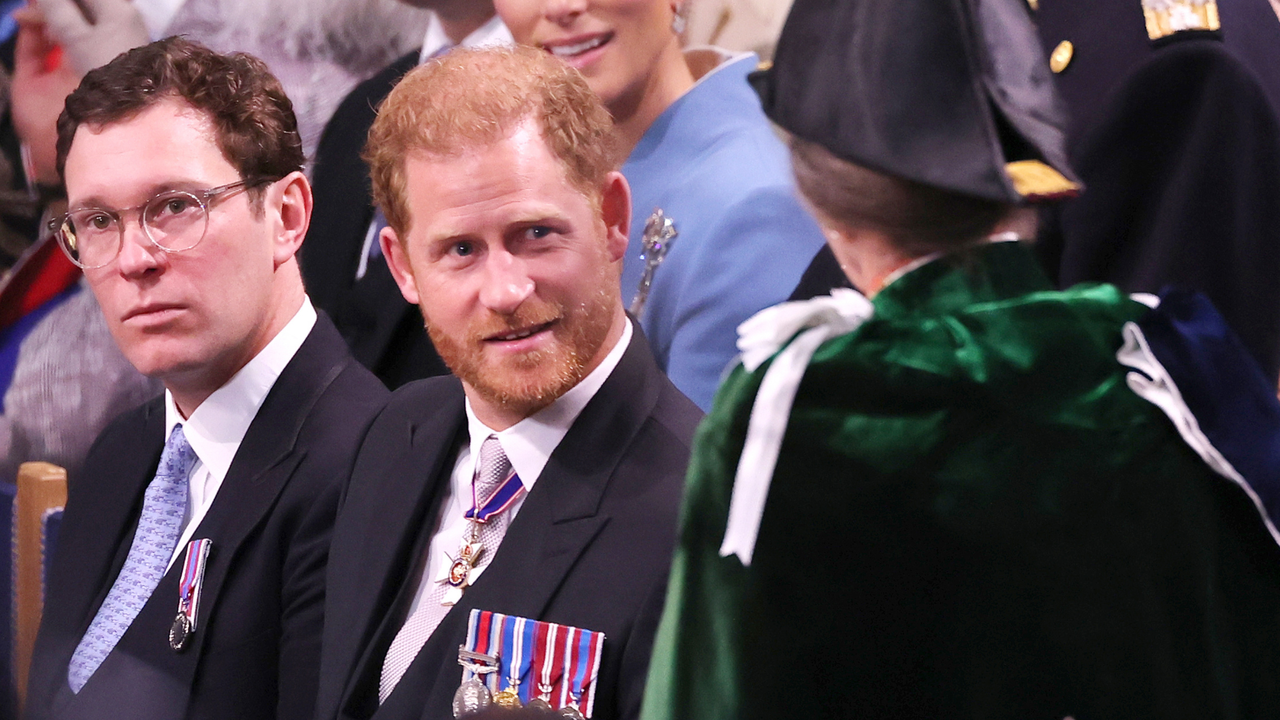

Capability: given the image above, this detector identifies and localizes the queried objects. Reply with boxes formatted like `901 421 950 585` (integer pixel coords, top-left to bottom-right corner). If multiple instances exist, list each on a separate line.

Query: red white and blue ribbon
178 538 212 629
561 622 604 717
462 610 501 692
532 618 563 703
465 470 524 524
498 615 537 701
462 610 604 716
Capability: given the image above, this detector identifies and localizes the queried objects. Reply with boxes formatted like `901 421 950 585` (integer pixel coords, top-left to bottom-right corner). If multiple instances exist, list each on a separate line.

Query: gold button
1026 0 1039 10
1050 40 1074 74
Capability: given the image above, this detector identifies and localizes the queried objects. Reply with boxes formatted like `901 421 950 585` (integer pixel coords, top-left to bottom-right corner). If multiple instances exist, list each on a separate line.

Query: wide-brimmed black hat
754 0 1080 203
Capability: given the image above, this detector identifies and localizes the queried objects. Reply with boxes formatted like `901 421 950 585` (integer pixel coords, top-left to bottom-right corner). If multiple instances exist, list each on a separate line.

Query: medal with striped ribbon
558 623 604 719
455 610 605 718
526 620 564 711
454 611 501 717
493 615 536 708
169 538 212 652
448 469 524 590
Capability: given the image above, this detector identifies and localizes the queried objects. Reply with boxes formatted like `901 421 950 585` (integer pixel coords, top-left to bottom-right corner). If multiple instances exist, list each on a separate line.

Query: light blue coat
621 51 825 410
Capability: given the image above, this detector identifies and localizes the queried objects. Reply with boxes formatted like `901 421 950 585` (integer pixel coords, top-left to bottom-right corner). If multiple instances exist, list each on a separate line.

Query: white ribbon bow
719 288 874 565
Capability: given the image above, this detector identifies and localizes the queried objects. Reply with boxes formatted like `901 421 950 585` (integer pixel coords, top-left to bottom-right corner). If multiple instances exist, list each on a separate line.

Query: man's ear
380 224 421 305
272 171 312 268
600 170 631 262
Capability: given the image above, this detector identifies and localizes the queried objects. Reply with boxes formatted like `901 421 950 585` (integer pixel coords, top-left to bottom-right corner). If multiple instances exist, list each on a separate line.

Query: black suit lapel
172 314 352 661
335 381 468 718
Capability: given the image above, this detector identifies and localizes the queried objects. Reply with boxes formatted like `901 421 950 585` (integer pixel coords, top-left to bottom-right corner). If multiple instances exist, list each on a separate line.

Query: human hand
11 4 81 186
33 0 149 75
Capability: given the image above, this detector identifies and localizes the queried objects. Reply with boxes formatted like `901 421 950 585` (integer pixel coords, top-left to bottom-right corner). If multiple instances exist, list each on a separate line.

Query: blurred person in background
1032 0 1280 388
495 0 826 411
1 7 157 482
160 0 431 160
29 0 431 161
0 0 45 273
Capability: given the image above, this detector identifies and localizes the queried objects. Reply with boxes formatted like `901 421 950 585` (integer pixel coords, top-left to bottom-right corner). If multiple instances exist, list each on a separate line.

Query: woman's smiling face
494 0 682 114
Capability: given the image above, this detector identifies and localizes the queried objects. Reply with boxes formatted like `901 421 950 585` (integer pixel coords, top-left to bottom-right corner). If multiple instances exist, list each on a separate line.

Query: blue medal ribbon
569 626 592 704
499 613 519 689
517 615 538 702
464 470 524 523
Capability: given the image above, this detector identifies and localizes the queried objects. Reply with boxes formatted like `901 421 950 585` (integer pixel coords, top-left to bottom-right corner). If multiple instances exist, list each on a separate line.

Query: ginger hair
365 45 618 239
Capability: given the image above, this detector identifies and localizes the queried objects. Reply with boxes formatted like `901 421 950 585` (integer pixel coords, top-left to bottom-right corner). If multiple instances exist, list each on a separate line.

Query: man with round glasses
53 180 258 269
25 37 388 720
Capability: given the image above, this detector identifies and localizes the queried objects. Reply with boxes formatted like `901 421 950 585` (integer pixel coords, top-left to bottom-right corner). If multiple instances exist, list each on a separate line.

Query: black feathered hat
753 0 1080 203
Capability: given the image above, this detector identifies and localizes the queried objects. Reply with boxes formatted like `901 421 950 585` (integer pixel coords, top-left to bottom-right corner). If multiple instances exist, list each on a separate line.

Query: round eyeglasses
50 180 261 269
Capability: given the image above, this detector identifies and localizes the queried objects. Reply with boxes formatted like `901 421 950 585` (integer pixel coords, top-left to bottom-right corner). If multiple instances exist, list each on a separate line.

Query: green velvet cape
642 242 1280 720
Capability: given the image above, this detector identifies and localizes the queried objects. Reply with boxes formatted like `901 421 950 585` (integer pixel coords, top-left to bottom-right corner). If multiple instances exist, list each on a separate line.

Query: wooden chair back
13 462 67 712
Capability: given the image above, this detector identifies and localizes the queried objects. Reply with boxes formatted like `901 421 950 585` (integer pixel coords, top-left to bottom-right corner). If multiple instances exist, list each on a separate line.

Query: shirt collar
463 319 633 492
133 0 186 38
164 297 318 481
419 13 513 64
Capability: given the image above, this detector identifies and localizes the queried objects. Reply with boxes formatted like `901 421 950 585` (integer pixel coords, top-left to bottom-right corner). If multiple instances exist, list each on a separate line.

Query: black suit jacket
316 327 702 720
25 313 389 720
301 51 448 389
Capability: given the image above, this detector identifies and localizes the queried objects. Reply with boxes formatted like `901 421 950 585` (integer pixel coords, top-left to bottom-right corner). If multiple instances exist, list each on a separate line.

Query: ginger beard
422 239 619 418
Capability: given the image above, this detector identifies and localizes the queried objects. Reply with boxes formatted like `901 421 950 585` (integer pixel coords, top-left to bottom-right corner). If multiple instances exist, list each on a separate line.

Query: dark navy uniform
1034 0 1280 381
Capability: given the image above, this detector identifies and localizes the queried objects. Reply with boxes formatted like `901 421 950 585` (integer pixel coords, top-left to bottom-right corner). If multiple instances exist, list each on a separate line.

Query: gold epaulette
1142 0 1221 40
1005 160 1081 201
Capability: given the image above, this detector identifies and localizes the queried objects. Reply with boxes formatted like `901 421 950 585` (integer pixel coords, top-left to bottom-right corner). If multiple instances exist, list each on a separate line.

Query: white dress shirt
418 12 512 63
398 321 634 621
134 0 187 38
162 297 317 570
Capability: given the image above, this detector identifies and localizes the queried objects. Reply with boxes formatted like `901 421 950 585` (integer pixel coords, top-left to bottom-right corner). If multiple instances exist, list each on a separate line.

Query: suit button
1050 40 1074 73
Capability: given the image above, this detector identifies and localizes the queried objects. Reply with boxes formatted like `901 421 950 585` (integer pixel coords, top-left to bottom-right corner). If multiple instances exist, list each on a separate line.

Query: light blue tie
67 424 195 693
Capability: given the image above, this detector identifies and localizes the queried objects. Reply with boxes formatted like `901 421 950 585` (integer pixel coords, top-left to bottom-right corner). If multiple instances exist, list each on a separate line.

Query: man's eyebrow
506 205 572 228
68 179 214 211
66 196 111 212
424 205 573 246
421 227 475 247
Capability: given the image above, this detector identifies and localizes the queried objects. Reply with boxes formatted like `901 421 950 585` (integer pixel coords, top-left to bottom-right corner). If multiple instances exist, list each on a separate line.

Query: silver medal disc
526 698 553 712
559 705 586 720
452 678 493 718
169 613 192 652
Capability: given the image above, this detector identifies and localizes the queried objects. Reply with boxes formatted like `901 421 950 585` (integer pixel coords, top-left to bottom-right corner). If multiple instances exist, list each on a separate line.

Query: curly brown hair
365 45 618 240
55 36 303 196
